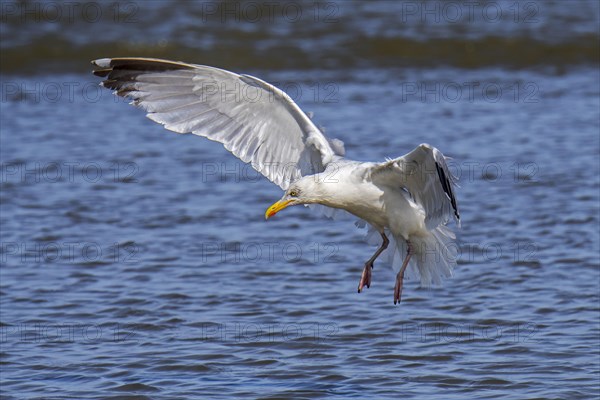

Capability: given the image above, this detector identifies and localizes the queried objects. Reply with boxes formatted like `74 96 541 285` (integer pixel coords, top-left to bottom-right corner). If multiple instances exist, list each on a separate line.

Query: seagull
92 57 460 304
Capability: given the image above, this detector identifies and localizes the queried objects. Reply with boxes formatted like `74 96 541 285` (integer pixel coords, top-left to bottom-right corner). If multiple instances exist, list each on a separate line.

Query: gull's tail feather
397 226 457 286
364 224 457 286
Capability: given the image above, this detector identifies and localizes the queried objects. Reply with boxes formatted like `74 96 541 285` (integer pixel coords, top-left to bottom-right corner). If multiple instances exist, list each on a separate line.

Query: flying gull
92 57 460 304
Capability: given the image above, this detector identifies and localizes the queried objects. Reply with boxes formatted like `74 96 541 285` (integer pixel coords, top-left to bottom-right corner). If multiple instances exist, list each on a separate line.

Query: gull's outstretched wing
372 143 460 229
92 57 345 189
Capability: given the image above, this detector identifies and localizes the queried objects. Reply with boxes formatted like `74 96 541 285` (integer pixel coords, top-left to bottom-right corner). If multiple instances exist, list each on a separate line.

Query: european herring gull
92 57 460 304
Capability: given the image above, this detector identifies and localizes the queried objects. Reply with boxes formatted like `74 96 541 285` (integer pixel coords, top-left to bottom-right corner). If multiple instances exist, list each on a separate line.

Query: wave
1 0 598 74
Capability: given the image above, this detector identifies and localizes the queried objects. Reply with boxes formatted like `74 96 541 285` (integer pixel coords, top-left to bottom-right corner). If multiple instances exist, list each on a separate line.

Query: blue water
1 1 599 398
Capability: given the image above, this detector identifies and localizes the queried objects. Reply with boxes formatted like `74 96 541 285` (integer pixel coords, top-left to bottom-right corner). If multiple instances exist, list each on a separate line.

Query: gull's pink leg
394 240 413 305
358 232 389 293
357 263 371 293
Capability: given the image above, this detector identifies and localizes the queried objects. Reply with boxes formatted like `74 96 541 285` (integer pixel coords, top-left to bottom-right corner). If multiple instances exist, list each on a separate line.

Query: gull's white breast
316 161 426 238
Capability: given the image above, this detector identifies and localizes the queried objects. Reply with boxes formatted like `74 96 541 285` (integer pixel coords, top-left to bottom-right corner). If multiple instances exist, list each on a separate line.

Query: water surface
1 1 599 399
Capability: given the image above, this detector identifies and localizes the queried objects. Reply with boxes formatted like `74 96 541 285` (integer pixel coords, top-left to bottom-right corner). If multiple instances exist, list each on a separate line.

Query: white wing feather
372 143 460 229
92 57 344 190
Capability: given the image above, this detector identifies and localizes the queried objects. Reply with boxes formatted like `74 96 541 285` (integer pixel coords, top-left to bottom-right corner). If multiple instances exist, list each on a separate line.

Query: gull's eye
289 190 298 197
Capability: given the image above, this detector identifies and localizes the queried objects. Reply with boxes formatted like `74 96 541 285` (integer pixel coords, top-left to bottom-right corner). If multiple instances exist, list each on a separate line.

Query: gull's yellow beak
265 199 292 220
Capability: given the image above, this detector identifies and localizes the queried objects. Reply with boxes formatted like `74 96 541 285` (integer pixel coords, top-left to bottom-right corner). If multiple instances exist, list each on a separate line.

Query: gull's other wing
92 57 345 189
372 143 460 229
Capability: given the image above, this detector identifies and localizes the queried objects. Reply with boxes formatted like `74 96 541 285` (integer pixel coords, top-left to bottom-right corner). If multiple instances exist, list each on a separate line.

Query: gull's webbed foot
393 240 412 305
393 271 405 305
358 232 389 295
357 263 372 293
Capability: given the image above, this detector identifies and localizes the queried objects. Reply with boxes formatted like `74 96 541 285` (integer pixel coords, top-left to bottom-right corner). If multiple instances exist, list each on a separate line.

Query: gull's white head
265 177 321 219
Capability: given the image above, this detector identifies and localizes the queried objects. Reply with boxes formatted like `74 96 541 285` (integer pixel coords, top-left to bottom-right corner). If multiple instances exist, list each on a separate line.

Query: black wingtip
435 161 460 222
